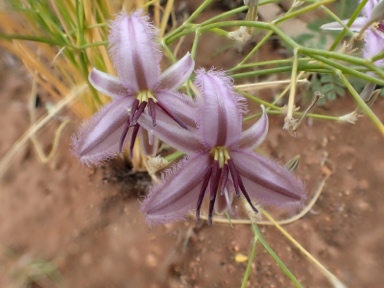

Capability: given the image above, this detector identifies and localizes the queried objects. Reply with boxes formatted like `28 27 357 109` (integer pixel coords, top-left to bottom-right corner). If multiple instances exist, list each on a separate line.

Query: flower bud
285 155 301 172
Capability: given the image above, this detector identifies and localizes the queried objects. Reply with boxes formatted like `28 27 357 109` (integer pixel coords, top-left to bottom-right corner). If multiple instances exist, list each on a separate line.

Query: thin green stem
240 234 258 288
329 0 368 51
161 41 178 63
252 224 303 288
273 0 335 25
200 6 248 26
235 31 274 68
191 29 201 60
338 72 384 136
287 48 299 119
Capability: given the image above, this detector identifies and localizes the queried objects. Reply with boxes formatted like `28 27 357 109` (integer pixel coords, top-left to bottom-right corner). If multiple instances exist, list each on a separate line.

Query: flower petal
238 105 268 150
89 68 129 98
320 17 366 32
195 69 247 147
155 90 197 128
109 11 161 91
138 109 203 154
141 153 211 225
158 53 195 90
364 29 384 66
230 150 306 211
72 97 133 166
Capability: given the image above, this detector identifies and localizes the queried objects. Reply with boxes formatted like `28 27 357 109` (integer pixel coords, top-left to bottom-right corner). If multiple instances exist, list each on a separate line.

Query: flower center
210 146 231 168
118 89 189 157
118 90 157 157
136 90 156 104
196 147 259 225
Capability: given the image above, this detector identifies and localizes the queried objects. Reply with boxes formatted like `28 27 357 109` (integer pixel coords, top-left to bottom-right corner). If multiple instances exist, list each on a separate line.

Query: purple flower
73 11 195 165
138 69 306 225
321 0 384 66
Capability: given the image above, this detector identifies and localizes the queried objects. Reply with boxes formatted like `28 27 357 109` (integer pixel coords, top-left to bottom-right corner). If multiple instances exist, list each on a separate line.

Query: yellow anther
210 146 231 168
136 90 156 103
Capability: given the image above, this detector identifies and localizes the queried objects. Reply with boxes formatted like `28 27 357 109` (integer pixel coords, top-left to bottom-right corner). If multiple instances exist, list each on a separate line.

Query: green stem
273 0 335 25
240 234 258 288
235 31 274 68
252 224 303 288
338 72 384 136
329 0 368 51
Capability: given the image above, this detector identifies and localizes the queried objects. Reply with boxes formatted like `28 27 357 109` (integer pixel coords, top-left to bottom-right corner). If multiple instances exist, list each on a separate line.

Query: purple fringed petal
72 97 134 166
238 105 268 151
89 68 129 98
364 29 384 66
230 150 306 211
158 53 195 90
320 17 366 32
141 153 211 225
109 11 161 91
155 90 197 128
195 69 247 147
138 110 203 154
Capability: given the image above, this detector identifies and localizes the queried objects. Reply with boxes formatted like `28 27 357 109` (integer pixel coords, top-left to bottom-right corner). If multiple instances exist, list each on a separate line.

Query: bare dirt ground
1 2 384 288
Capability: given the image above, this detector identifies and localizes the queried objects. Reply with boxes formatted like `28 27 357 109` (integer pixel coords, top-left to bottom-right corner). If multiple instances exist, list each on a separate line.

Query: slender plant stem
240 234 258 288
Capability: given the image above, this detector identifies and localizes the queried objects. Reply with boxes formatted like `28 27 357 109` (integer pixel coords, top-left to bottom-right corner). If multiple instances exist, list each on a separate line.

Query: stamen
219 165 229 196
237 174 258 213
208 161 221 225
156 101 188 130
129 124 140 157
132 101 147 125
230 159 258 213
130 99 139 125
196 166 212 222
148 98 157 126
228 159 241 197
119 117 131 153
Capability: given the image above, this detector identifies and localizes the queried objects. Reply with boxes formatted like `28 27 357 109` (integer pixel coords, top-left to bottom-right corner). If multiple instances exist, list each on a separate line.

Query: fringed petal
72 97 133 166
141 153 211 225
194 69 247 147
230 150 306 212
320 17 366 32
238 105 268 150
138 110 203 154
109 11 161 91
158 53 195 90
88 68 129 98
